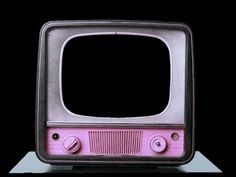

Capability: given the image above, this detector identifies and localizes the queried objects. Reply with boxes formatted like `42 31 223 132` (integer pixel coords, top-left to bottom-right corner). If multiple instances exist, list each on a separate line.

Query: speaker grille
88 131 143 155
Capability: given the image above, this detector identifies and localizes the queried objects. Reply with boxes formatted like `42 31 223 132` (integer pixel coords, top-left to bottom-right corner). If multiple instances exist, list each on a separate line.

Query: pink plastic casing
47 128 184 157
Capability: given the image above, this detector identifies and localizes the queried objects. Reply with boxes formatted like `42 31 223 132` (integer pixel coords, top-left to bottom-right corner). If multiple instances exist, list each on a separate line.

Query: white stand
9 151 222 173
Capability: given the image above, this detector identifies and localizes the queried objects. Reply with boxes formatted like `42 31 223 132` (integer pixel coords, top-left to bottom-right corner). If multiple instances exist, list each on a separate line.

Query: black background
1 1 232 176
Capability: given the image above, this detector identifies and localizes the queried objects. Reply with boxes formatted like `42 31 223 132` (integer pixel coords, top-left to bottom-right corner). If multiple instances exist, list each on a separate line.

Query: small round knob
63 135 80 154
149 136 167 153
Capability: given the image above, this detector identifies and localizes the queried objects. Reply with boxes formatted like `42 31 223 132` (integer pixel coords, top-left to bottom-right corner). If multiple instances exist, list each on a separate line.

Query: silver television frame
36 20 194 165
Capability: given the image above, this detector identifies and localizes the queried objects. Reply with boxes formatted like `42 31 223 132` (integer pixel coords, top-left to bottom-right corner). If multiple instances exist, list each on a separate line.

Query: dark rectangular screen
62 35 170 117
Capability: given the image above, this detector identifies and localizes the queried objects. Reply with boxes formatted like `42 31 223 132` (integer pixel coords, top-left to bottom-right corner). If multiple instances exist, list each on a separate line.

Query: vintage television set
36 20 194 165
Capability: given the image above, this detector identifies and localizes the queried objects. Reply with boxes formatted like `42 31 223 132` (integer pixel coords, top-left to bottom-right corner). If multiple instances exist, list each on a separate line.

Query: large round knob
63 135 80 154
149 136 167 153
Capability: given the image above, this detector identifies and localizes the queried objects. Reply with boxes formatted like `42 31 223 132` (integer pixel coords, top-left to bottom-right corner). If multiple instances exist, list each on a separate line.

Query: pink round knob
63 135 80 154
149 136 167 153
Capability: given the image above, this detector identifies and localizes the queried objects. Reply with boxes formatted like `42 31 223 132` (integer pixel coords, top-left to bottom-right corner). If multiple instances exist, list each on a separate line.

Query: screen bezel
43 22 187 126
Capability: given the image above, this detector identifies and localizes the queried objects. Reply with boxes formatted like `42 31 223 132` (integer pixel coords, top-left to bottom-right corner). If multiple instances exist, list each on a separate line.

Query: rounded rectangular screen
62 35 170 117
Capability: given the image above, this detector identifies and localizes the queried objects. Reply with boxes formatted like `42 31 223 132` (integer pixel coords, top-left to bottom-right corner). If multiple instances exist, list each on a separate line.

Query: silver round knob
62 135 80 154
149 136 167 153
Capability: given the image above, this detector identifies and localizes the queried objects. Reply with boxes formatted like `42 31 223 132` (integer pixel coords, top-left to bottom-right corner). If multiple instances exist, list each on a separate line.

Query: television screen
62 35 170 117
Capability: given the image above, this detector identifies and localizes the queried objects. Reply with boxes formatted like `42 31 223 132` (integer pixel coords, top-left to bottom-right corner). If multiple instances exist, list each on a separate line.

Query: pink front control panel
47 128 184 157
